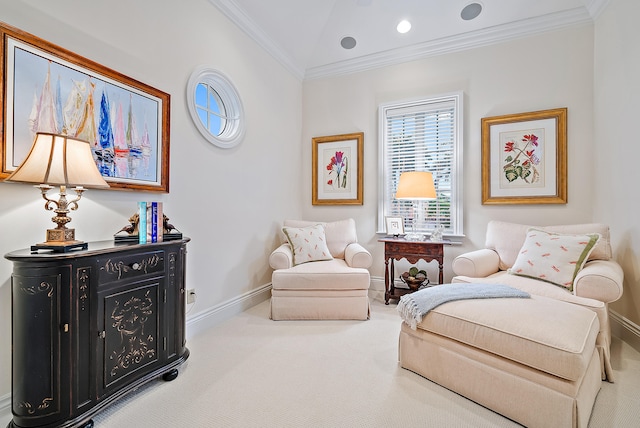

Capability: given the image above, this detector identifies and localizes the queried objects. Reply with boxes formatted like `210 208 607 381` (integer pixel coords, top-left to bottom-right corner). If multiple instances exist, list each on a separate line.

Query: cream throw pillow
283 224 333 266
508 228 600 291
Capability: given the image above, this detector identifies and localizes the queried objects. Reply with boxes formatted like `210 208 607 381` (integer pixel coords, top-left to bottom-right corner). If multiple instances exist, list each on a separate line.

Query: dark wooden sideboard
5 238 190 428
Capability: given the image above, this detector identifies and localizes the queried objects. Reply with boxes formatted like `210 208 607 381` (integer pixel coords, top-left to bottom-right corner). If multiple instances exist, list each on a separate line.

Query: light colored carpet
89 297 640 427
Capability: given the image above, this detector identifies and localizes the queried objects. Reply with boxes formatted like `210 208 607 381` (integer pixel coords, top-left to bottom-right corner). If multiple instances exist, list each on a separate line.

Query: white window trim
186 67 245 149
377 91 464 239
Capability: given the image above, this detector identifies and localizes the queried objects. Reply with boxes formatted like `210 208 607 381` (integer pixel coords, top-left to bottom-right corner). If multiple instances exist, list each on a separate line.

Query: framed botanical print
312 132 363 205
481 108 567 204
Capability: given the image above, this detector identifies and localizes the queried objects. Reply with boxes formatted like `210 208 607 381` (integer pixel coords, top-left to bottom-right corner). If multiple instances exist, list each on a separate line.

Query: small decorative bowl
400 272 429 291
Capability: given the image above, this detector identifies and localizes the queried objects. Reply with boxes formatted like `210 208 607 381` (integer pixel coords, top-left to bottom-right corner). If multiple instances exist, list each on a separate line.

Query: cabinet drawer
97 250 165 283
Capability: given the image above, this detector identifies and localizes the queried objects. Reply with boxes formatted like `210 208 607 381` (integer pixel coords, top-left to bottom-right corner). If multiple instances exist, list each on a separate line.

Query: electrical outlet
187 289 196 304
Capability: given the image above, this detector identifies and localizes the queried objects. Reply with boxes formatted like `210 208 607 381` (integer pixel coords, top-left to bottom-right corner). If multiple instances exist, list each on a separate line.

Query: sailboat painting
1 23 170 192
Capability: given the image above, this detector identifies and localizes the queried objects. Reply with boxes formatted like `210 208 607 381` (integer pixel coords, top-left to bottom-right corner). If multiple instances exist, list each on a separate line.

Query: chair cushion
450 272 613 380
508 228 600 291
282 224 333 265
415 294 599 381
271 259 370 291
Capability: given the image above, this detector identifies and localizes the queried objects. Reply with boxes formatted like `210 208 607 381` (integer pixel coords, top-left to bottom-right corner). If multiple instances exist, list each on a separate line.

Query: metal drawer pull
131 262 141 270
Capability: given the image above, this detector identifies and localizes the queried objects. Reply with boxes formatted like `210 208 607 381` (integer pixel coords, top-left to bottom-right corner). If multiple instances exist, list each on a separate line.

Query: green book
138 201 147 244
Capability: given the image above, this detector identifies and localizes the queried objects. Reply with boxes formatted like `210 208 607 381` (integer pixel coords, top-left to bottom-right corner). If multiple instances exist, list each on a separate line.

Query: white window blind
378 92 463 237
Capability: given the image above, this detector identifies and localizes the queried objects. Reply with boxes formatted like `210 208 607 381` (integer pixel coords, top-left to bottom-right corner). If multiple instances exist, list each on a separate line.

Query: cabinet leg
162 368 179 381
80 420 94 428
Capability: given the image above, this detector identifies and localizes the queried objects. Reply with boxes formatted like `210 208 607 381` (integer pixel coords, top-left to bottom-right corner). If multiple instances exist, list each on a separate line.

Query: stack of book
138 201 163 244
114 203 182 243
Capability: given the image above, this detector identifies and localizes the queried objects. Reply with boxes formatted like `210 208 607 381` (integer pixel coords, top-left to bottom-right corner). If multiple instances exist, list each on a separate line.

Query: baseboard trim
610 309 640 353
369 276 385 301
0 392 10 423
186 283 272 339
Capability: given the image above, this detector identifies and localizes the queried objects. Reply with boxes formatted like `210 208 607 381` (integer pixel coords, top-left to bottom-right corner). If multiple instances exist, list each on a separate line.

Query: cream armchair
269 218 372 320
451 220 624 380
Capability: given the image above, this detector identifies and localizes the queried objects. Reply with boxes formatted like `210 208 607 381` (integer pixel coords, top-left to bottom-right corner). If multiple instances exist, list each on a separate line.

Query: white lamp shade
6 133 109 188
395 171 436 200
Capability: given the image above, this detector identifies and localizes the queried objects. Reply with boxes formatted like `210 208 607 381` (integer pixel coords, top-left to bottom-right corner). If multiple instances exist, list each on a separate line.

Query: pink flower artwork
503 133 541 184
325 151 348 189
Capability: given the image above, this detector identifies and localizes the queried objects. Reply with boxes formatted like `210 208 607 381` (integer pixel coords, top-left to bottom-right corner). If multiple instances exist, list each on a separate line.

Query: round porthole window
186 67 245 149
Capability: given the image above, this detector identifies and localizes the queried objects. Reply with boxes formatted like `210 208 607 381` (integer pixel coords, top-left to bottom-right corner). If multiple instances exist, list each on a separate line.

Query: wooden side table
379 237 448 305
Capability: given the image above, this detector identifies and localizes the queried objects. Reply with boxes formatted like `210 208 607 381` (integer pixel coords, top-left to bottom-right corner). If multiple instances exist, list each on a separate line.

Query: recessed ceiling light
340 36 357 50
397 20 412 34
461 3 482 21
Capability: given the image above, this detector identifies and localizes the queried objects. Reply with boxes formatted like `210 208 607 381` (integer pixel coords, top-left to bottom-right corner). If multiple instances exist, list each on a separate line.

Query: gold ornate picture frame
1 22 170 192
481 108 567 205
312 132 363 205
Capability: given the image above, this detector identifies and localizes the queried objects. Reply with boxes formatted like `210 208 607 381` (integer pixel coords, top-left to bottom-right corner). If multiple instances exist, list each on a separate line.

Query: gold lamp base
47 226 76 242
28 185 90 253
31 227 88 253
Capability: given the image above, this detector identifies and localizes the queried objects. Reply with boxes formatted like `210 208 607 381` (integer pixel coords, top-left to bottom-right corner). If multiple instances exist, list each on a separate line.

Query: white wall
3 0 639 415
594 0 640 327
302 25 597 285
0 0 303 401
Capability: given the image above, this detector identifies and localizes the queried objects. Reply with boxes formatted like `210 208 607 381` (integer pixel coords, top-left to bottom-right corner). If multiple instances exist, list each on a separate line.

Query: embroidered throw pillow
508 228 600 291
283 224 333 266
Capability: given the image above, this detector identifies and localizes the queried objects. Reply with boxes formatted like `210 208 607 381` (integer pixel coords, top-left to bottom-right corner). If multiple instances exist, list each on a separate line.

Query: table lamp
395 171 436 241
5 132 110 252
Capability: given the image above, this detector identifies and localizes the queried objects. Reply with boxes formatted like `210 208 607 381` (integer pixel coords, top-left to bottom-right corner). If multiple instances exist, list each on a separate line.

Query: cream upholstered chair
451 220 624 381
269 218 372 320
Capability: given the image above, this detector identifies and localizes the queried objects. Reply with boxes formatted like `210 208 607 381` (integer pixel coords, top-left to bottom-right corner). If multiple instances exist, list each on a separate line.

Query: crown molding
585 0 611 19
209 1 600 82
305 7 593 80
208 0 305 80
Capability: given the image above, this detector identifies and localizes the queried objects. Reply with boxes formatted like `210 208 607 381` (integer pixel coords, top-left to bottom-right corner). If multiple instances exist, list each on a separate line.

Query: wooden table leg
384 257 390 304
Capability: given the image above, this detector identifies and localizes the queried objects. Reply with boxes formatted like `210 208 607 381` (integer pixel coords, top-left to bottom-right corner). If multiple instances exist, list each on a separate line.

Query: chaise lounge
451 220 623 380
398 221 624 427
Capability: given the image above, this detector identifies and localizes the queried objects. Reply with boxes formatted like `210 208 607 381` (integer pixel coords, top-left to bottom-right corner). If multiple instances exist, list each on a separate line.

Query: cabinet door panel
11 272 63 423
98 280 161 395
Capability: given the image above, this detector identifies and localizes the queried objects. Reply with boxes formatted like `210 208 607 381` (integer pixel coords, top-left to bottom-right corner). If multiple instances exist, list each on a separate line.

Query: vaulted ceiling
209 0 608 80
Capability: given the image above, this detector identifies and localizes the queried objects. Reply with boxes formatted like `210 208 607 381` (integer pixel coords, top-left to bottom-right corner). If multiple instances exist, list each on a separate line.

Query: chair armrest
452 249 500 278
574 260 624 303
344 243 372 269
269 243 293 270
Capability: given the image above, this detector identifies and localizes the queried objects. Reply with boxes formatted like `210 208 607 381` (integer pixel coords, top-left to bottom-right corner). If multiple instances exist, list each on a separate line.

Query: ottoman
398 294 601 428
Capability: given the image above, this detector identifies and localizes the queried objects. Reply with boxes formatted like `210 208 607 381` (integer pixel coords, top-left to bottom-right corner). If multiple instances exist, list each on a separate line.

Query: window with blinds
378 92 463 237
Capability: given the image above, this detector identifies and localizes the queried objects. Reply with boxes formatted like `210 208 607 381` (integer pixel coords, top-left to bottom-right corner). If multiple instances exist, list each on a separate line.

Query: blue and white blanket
397 283 530 330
